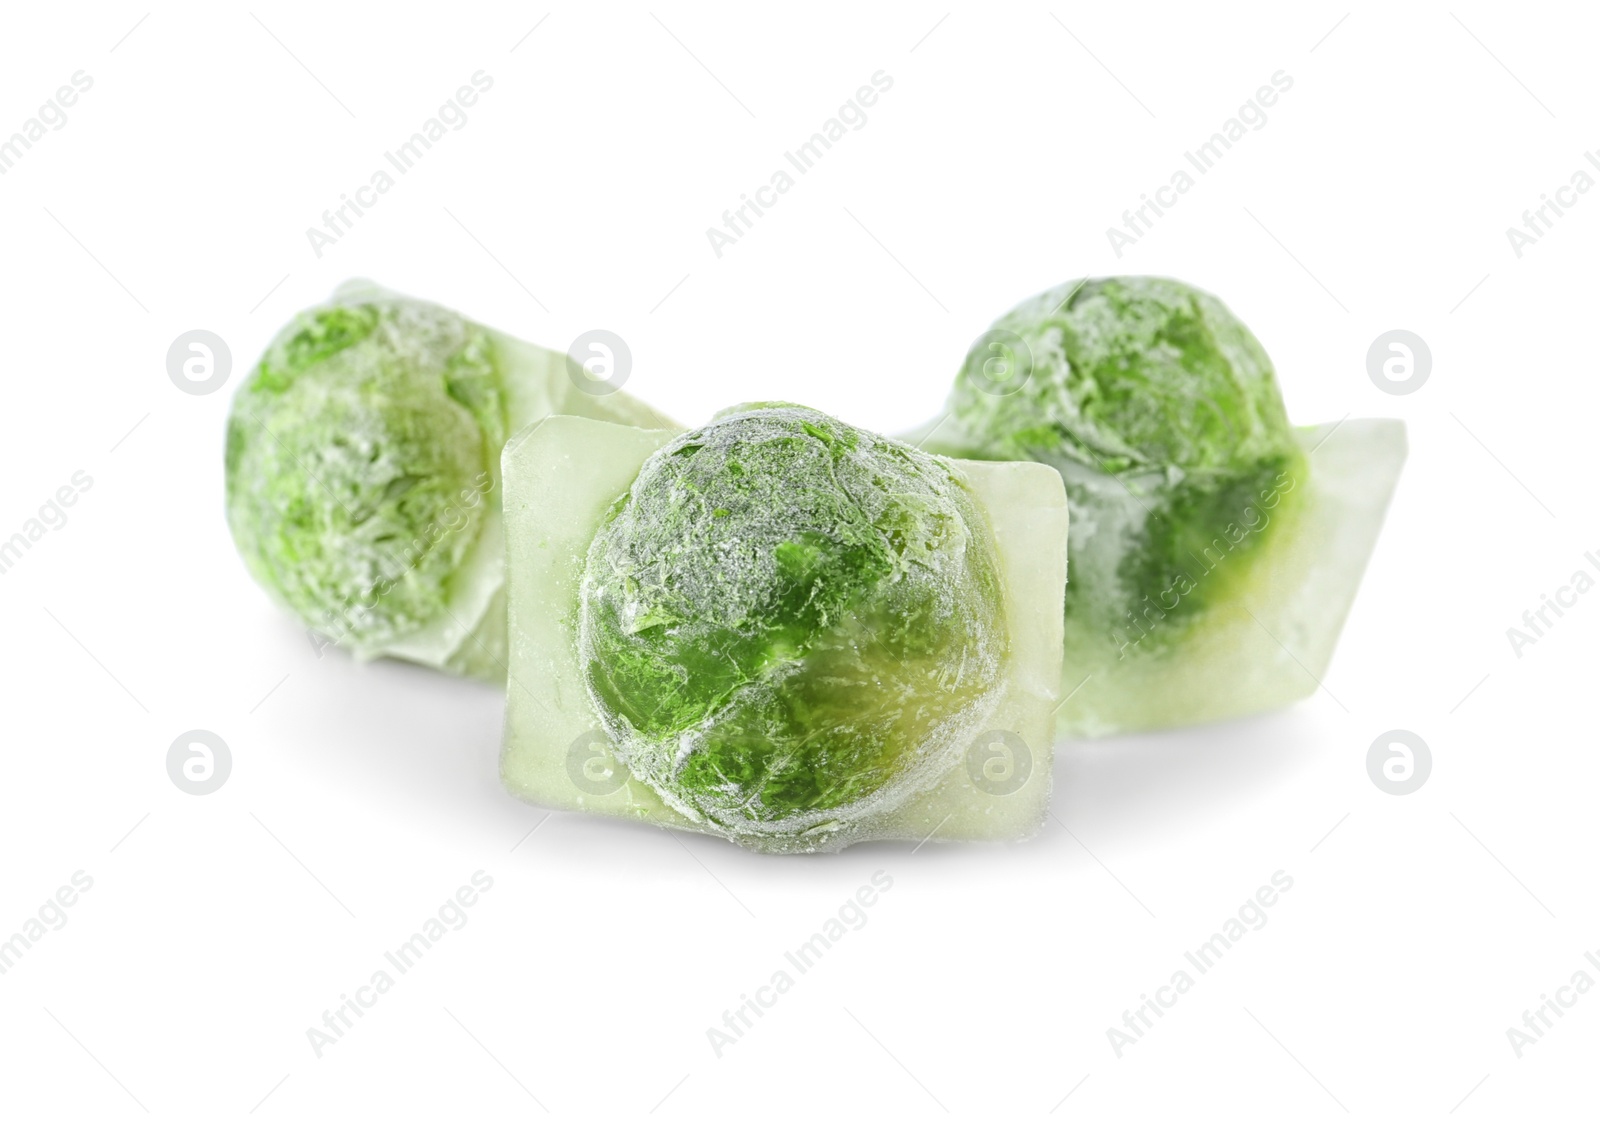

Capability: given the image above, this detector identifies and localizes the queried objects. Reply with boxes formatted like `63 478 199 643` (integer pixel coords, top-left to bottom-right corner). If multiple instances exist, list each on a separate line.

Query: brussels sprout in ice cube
916 276 1405 735
224 280 673 680
500 406 1068 853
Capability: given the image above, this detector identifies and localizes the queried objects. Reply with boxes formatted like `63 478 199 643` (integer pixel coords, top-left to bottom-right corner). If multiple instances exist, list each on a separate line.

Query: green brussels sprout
942 277 1306 653
578 404 1008 836
915 274 1408 737
225 281 672 678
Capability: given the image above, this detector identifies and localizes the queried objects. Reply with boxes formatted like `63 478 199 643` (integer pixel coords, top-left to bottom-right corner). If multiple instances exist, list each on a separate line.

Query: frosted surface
225 280 674 680
500 414 1068 853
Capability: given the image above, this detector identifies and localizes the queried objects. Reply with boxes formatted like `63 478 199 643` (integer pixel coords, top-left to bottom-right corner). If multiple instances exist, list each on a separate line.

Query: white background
0 2 1595 1122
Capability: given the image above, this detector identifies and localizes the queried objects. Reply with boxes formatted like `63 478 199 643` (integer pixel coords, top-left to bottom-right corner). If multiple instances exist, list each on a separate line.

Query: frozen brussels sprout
225 280 673 679
500 406 1068 853
915 276 1405 735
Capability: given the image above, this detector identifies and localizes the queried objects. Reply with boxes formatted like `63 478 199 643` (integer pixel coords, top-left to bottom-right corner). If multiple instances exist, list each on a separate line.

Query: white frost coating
246 279 677 680
953 277 1289 478
575 405 1010 844
229 284 500 654
375 498 507 679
